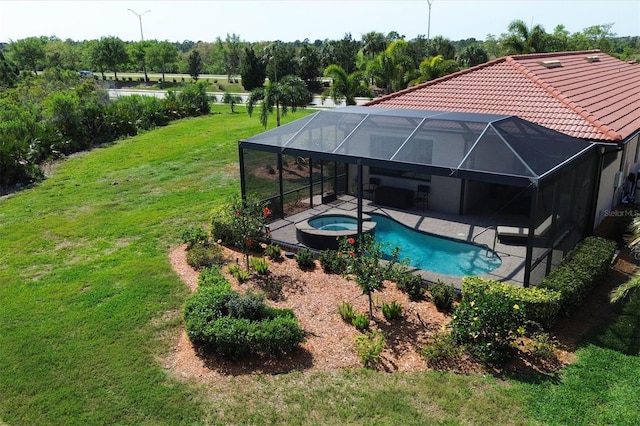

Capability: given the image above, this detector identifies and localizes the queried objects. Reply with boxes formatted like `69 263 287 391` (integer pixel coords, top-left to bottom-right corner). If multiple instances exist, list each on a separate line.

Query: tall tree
240 46 266 91
146 41 178 80
321 33 360 74
0 50 19 89
128 40 150 81
187 50 203 81
9 37 46 74
426 36 457 60
501 19 548 54
361 31 388 57
321 64 372 106
408 55 460 86
297 42 321 92
97 36 129 79
246 75 310 128
366 40 414 93
223 33 243 80
264 41 297 83
458 44 489 68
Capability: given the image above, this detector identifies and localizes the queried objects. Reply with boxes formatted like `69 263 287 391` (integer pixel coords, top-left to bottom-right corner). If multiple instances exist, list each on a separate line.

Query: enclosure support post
309 158 314 208
357 162 363 237
320 160 324 203
278 153 284 219
239 146 246 200
523 185 538 288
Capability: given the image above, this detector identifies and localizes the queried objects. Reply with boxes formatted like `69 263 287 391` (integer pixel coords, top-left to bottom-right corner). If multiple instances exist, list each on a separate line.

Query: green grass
2 104 640 424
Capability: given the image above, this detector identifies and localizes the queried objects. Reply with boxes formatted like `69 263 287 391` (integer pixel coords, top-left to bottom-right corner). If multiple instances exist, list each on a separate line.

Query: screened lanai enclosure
239 107 601 286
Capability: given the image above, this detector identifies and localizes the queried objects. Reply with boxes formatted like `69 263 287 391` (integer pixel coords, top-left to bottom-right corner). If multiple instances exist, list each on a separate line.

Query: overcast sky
0 0 638 44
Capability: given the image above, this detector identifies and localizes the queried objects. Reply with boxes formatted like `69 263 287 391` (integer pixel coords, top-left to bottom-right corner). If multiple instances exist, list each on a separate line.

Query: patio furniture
375 185 413 209
364 177 380 200
497 215 553 242
414 184 430 210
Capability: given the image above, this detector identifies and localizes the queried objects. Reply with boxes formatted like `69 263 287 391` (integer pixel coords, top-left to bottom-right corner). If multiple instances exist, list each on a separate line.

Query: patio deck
267 195 529 288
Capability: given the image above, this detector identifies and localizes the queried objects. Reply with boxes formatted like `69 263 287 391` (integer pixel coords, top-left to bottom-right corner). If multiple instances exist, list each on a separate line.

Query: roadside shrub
420 332 463 369
264 243 282 260
295 248 315 270
450 280 526 365
249 257 270 275
381 300 403 321
184 283 305 358
186 244 226 270
463 276 561 329
539 236 616 317
319 249 346 274
395 272 425 301
429 280 456 312
351 313 370 331
181 226 209 249
354 330 385 368
337 301 355 322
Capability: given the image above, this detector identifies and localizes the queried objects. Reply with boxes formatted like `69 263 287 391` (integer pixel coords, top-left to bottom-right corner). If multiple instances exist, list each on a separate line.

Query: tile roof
365 50 640 141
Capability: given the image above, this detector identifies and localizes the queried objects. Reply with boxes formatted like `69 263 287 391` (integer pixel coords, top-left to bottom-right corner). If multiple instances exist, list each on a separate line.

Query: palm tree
502 19 548 54
365 40 414 94
408 55 460 86
611 217 640 303
321 64 372 106
221 91 242 113
246 75 310 128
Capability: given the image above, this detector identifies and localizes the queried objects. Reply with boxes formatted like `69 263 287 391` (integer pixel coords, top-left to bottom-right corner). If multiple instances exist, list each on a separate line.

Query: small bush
450 280 526 365
227 263 251 283
198 266 230 289
381 300 403 321
527 333 558 362
264 243 282 260
249 257 270 275
395 272 425 301
354 330 385 368
210 215 237 246
351 313 370 331
181 226 209 249
337 301 355 322
186 244 226 270
295 248 315 270
420 332 463 369
430 281 456 312
319 249 346 274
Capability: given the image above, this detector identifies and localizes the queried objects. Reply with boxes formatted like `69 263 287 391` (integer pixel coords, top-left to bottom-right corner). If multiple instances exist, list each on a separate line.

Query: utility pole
128 9 151 81
427 0 434 40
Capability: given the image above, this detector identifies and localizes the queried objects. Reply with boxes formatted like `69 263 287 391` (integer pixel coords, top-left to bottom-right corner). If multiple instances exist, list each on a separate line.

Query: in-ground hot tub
295 211 376 250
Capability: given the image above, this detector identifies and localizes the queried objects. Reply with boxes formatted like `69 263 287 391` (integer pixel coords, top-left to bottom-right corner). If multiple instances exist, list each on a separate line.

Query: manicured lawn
1 105 639 425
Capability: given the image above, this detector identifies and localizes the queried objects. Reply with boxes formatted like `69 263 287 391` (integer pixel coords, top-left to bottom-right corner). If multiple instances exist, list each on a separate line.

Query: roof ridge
509 49 602 61
506 53 623 141
365 56 509 106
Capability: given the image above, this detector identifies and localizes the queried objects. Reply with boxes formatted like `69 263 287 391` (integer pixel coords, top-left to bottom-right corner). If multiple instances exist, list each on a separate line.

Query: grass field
1 105 639 425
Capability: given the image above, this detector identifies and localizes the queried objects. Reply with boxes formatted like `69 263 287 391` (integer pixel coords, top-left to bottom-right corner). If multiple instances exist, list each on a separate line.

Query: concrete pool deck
267 195 529 288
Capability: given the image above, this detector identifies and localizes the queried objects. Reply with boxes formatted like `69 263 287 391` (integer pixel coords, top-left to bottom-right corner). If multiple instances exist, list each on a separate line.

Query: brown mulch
164 244 637 382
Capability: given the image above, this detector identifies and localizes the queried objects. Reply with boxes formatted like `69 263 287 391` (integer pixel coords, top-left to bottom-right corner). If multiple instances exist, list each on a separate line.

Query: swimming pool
372 213 501 276
308 215 358 231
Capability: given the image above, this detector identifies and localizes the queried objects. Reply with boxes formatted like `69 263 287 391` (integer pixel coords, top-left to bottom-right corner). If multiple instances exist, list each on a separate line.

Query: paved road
107 89 371 108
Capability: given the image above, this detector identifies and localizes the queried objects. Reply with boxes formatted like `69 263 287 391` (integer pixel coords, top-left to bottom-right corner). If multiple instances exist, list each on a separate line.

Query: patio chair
364 177 380 200
414 184 430 210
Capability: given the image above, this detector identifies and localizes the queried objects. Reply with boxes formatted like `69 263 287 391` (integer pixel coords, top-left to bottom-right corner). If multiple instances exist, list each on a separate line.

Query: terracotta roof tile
366 50 640 141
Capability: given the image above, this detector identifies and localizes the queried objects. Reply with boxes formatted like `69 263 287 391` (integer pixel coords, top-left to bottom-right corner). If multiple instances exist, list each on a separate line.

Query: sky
0 0 638 44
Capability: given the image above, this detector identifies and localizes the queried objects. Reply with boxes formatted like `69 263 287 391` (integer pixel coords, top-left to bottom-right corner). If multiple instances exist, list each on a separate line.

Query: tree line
1 21 638 192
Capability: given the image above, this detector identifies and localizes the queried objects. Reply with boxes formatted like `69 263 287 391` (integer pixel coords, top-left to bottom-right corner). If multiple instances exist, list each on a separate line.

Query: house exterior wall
429 176 462 214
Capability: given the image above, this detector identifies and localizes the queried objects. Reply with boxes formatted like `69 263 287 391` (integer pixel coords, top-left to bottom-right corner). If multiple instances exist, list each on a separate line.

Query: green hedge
184 270 305 358
462 276 561 329
539 236 616 316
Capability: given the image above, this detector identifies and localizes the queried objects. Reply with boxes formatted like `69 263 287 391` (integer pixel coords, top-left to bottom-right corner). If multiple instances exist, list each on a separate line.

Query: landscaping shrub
319 249 346 274
395 272 425 301
420 332 463 369
381 300 403 321
210 213 237 245
295 248 315 270
249 257 270 275
463 276 561 329
227 263 250 283
184 281 305 358
429 281 456 311
186 244 226 270
338 301 355 322
539 236 616 316
257 275 283 300
354 330 385 368
527 333 558 362
198 266 230 289
181 226 209 249
351 313 370 331
264 243 282 260
451 279 526 365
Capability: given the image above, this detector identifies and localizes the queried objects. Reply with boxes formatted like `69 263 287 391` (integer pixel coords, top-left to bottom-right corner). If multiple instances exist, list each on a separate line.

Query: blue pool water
308 216 358 231
371 214 501 276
